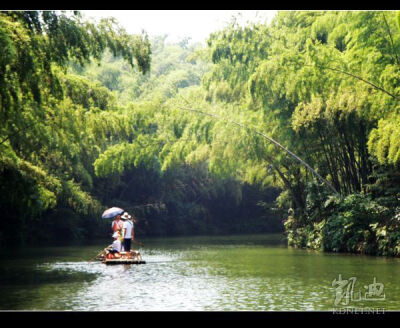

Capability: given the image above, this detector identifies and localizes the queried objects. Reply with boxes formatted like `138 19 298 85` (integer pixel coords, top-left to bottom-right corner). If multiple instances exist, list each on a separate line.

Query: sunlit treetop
0 10 151 115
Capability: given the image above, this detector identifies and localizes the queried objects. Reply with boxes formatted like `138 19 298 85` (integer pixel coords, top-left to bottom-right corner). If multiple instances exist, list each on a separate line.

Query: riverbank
285 193 400 257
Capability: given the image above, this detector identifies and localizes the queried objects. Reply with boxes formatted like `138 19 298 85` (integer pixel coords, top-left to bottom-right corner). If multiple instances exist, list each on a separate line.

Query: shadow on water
0 243 106 310
0 264 99 310
0 267 98 286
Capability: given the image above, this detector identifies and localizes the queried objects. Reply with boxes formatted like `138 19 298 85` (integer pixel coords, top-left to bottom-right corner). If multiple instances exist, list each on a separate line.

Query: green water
0 234 399 311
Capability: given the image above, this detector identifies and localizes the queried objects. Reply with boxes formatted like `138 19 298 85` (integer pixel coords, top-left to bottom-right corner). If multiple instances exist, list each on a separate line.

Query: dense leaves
189 11 400 255
0 13 282 245
0 11 151 244
2 10 399 256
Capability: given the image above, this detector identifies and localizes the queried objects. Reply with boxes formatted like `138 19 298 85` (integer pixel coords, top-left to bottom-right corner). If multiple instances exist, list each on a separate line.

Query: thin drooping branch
309 64 400 102
381 12 400 67
176 105 339 195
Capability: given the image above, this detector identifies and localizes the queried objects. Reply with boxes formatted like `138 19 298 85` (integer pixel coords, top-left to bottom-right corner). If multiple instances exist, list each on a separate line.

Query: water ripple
3 235 400 311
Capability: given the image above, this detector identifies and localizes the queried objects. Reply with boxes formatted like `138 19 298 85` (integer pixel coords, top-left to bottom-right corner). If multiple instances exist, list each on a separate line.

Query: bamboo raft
93 248 146 265
103 258 146 265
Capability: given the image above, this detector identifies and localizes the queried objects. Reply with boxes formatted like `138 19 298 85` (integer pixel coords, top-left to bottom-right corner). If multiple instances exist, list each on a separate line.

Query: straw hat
121 212 131 220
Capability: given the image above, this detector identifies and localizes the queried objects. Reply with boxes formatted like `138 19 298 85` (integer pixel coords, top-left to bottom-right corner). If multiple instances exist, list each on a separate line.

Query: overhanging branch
176 105 339 195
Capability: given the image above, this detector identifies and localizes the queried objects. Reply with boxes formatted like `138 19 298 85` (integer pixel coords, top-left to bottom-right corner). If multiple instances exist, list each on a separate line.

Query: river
0 234 399 311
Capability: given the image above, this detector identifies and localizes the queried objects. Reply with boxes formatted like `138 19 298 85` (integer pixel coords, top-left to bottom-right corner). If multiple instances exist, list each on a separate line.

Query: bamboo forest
1 10 400 313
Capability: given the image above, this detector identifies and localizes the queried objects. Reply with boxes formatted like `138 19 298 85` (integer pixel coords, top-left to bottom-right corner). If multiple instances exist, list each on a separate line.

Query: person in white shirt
111 231 121 253
121 212 134 254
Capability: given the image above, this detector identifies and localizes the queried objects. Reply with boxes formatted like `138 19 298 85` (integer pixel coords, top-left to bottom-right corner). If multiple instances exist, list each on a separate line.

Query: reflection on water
0 234 400 311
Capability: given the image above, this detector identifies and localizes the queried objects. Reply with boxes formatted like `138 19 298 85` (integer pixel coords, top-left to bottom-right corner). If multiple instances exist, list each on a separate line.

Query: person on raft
121 212 134 255
111 231 122 253
111 214 123 233
104 231 122 259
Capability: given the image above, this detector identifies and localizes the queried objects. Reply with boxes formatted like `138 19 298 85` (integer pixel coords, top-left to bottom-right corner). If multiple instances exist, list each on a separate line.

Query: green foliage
0 11 150 118
370 208 400 256
0 10 151 246
2 10 400 255
321 194 386 253
200 11 400 256
368 113 400 165
0 13 284 246
94 140 161 178
285 189 400 256
71 36 209 104
58 71 115 110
